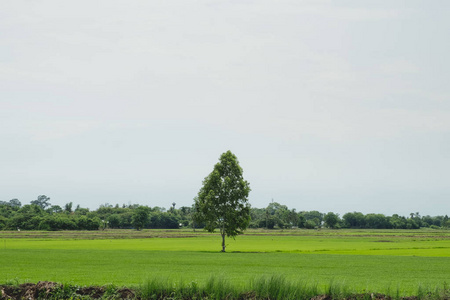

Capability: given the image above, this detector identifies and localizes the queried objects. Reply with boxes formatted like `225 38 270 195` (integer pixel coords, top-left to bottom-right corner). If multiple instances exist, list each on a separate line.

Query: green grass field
1 229 449 296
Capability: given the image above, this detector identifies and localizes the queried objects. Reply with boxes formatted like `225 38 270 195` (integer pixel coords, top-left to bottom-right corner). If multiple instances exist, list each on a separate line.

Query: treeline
250 202 449 230
0 196 188 231
0 196 449 231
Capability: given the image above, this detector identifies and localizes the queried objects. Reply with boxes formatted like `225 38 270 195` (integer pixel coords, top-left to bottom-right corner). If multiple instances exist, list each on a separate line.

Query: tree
297 214 306 228
107 214 121 229
48 205 63 214
131 206 149 230
266 202 291 229
30 195 51 209
324 212 340 228
64 202 73 213
194 150 251 252
343 212 365 228
9 199 22 208
301 211 324 224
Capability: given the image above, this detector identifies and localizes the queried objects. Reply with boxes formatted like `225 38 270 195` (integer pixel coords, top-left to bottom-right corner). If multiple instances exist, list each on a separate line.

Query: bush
38 215 77 231
304 220 316 229
76 216 101 230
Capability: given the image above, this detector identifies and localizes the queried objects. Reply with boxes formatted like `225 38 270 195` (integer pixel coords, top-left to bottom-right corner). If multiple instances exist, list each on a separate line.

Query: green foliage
0 215 6 230
266 217 276 229
266 202 297 229
194 151 251 251
149 212 179 229
304 219 317 229
30 195 51 209
297 214 306 228
64 202 73 213
76 216 101 230
107 214 121 229
38 215 77 231
8 199 21 208
0 194 448 232
301 210 324 223
343 212 366 228
132 206 150 230
324 212 340 229
443 219 450 228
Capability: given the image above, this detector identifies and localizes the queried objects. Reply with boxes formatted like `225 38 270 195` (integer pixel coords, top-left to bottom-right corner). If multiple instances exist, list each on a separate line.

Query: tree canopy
194 150 251 252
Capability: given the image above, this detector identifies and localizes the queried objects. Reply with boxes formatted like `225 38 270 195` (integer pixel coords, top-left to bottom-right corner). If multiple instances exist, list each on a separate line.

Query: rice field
1 228 449 296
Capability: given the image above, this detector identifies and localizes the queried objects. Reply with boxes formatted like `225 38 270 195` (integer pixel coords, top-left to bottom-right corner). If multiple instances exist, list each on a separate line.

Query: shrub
304 220 316 229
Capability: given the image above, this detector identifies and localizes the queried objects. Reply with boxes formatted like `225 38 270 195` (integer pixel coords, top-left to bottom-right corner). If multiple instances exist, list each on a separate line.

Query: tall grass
2 275 448 299
249 274 330 300
137 275 450 299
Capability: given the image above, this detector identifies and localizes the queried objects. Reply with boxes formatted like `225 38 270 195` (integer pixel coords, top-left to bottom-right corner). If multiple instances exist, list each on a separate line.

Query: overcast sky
1 1 449 216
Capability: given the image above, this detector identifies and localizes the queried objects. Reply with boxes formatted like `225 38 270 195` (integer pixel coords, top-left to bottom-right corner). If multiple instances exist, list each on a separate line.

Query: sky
1 0 449 216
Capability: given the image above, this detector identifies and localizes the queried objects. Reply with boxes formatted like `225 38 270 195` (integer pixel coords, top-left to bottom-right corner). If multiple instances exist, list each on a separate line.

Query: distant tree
443 215 449 228
0 215 6 230
324 212 340 228
64 202 73 213
97 205 114 219
132 206 149 230
288 209 299 228
0 199 20 208
48 205 63 214
266 202 291 229
304 220 317 229
119 212 133 228
152 206 166 213
249 207 266 228
74 207 89 215
266 217 275 229
107 214 121 229
179 206 191 215
389 214 406 229
297 214 306 228
76 216 101 230
365 214 388 229
301 211 324 224
406 218 419 229
194 151 251 252
443 219 450 228
158 213 179 229
343 212 366 228
9 199 22 208
30 195 51 209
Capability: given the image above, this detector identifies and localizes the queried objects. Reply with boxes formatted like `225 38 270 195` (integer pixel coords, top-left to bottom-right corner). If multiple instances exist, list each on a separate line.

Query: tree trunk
221 232 226 252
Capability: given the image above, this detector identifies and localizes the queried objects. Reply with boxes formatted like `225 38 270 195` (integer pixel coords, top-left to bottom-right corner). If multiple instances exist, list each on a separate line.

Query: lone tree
194 150 251 252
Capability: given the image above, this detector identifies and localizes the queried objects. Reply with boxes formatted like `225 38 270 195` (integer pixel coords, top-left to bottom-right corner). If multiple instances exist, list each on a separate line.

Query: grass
0 228 449 297
2 229 449 256
137 276 450 299
2 275 449 299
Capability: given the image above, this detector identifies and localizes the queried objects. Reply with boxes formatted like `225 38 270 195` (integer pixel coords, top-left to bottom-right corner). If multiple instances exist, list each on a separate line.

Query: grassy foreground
1 228 449 297
2 275 450 299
